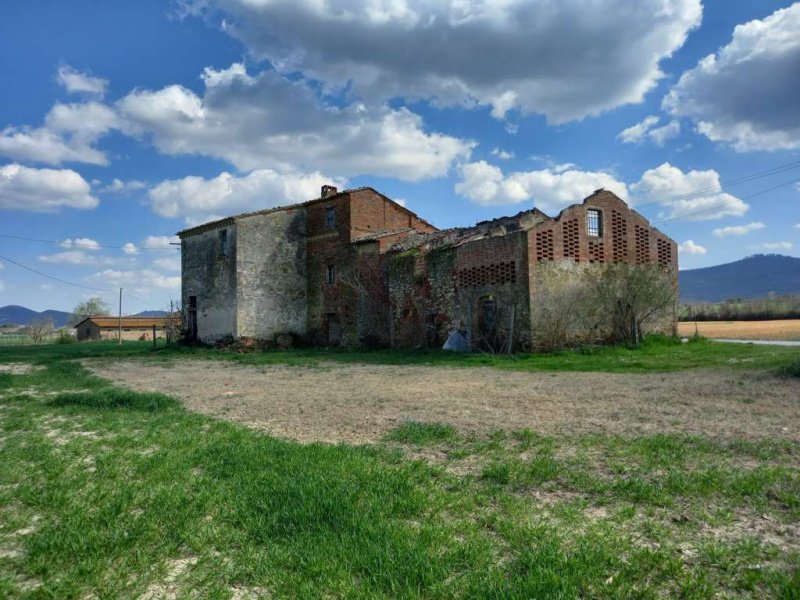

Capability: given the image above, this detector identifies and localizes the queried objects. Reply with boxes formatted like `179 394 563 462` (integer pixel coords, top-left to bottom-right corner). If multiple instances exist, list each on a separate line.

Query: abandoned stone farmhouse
179 186 677 349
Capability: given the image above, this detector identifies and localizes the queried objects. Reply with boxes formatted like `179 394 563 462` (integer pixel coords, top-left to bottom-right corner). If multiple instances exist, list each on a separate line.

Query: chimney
321 185 338 198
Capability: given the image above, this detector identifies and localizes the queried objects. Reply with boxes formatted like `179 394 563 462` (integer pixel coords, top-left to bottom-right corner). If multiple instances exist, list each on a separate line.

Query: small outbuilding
74 316 179 342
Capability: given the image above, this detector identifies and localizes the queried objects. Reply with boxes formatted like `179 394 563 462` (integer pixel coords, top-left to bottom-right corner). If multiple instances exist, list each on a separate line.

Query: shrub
55 328 76 344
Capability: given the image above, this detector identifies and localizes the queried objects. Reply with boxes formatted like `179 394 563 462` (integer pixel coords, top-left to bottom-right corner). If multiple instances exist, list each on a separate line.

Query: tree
593 263 676 345
69 297 111 325
29 318 54 343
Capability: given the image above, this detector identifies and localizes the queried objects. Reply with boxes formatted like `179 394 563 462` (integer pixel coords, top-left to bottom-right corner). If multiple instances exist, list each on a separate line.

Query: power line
0 254 113 292
0 234 179 251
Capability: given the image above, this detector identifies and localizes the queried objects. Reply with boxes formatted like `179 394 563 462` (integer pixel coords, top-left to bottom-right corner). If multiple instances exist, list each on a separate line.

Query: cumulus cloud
184 0 702 123
629 163 748 221
0 164 98 211
618 116 680 146
118 64 473 179
60 238 101 251
664 3 800 151
678 240 707 255
454 161 628 214
712 222 765 237
122 243 139 255
0 101 118 166
142 236 180 249
148 168 345 222
455 160 747 222
57 65 108 96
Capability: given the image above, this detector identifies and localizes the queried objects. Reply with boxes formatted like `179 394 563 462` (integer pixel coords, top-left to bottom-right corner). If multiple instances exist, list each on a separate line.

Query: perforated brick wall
458 261 517 287
635 225 650 264
535 229 554 261
611 210 628 262
563 219 580 261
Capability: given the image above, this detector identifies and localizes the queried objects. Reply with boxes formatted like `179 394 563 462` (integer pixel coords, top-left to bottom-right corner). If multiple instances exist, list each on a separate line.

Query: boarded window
587 209 602 237
325 206 336 229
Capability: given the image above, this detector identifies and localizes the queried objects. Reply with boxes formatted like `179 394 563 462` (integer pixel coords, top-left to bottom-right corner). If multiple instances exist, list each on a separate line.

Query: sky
0 0 799 313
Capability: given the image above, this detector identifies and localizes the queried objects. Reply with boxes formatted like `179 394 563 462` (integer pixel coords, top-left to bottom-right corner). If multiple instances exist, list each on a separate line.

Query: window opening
587 209 602 237
325 206 336 229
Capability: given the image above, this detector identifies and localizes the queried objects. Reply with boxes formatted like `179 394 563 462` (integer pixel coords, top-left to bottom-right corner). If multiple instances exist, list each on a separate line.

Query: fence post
153 325 156 348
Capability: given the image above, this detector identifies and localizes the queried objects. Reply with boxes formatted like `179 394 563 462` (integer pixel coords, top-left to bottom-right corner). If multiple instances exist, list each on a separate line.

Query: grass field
0 340 799 598
677 319 800 341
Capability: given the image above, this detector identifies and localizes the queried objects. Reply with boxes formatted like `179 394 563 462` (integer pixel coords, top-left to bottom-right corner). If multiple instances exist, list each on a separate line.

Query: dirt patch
0 364 41 375
84 360 800 445
678 319 800 341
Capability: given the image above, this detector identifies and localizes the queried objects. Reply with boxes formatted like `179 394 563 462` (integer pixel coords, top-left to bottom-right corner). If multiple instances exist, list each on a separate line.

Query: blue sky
1 0 799 313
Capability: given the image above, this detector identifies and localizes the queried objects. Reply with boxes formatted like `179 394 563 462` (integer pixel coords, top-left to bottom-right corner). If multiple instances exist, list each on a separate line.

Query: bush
55 328 76 344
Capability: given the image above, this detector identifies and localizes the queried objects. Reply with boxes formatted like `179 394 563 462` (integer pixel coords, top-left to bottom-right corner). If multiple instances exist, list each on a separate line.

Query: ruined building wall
388 230 531 350
236 208 308 341
181 222 238 342
527 191 678 345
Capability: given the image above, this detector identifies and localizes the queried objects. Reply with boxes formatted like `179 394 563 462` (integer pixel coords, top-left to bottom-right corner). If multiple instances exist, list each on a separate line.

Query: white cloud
490 148 514 160
117 64 473 180
122 243 139 255
664 3 800 151
103 179 147 194
0 101 117 166
90 268 181 294
0 164 99 211
629 163 748 221
754 241 793 251
142 236 180 249
712 222 765 237
38 251 117 266
455 161 628 214
185 0 702 123
678 240 707 255
0 126 108 166
151 256 181 271
148 169 345 223
57 65 108 96
618 116 680 146
60 238 101 251
794 223 800 230
456 160 748 222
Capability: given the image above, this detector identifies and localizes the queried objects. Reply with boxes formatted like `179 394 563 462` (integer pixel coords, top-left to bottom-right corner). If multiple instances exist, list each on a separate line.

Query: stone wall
236 208 308 341
181 223 237 342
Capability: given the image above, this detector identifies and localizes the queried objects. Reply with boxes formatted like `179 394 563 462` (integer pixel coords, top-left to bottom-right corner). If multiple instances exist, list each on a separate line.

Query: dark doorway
188 296 198 342
326 312 341 344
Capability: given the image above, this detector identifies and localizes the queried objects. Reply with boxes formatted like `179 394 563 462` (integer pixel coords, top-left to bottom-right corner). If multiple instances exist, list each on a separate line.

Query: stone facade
179 186 677 348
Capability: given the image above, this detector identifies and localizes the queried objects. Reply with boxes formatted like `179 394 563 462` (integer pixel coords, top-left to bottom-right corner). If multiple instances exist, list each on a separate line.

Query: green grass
0 344 798 597
1 334 798 374
384 421 459 445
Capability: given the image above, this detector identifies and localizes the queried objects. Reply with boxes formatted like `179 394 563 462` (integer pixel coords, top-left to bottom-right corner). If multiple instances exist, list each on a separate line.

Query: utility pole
118 287 122 345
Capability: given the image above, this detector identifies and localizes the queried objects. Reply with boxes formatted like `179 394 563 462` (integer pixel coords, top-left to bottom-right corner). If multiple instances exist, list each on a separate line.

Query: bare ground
84 360 800 444
678 319 800 341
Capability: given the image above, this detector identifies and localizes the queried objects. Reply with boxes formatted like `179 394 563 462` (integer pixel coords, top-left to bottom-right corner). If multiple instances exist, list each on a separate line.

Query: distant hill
0 305 72 328
680 254 800 303
0 306 170 327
